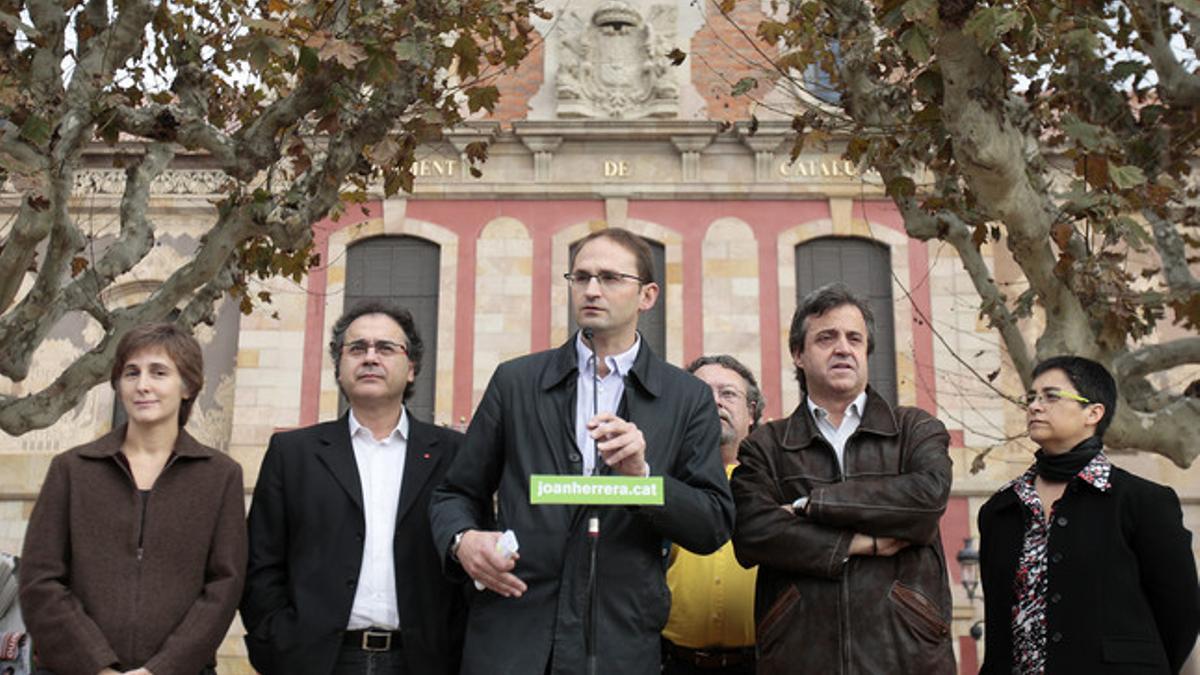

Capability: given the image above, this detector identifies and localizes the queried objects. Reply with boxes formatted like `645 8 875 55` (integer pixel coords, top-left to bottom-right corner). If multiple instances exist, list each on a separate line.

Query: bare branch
25 0 66 109
1106 396 1200 467
0 197 53 313
0 331 121 435
111 105 240 171
0 120 48 177
1146 208 1200 294
1114 336 1200 381
1132 0 1200 107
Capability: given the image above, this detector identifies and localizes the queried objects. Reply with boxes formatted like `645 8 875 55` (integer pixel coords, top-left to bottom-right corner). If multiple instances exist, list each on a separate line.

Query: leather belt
664 639 755 669
343 628 402 652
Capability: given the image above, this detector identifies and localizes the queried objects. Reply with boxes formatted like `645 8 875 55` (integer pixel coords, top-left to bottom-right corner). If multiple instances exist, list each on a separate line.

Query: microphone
581 328 600 476
580 327 601 675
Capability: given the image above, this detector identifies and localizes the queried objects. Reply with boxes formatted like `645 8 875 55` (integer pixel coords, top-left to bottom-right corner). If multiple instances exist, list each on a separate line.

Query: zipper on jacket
110 452 181 661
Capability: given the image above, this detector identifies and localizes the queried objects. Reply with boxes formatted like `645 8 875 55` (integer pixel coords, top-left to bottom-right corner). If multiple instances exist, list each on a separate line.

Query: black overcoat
978 463 1200 674
241 414 468 675
429 337 735 675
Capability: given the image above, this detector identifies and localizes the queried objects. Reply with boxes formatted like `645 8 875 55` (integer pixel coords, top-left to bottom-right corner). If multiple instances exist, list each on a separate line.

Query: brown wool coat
18 426 247 675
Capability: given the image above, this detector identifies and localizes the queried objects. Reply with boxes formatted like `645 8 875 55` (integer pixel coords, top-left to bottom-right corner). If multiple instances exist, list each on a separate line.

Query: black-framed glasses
1023 388 1091 407
343 339 408 358
564 270 646 290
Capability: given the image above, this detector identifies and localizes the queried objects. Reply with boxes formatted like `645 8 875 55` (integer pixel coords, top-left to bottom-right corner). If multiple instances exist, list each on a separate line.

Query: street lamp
956 536 980 601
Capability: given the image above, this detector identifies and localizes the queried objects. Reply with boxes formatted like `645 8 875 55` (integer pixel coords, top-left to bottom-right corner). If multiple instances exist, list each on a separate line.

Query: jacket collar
78 424 214 459
541 331 662 399
780 386 897 450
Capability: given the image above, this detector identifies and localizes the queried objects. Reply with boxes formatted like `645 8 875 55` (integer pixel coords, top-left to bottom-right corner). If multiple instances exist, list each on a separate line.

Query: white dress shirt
574 333 640 476
346 408 408 630
807 390 869 471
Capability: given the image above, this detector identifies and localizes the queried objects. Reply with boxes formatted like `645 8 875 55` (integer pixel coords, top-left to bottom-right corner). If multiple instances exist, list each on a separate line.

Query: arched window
795 237 897 405
568 236 667 358
344 235 440 423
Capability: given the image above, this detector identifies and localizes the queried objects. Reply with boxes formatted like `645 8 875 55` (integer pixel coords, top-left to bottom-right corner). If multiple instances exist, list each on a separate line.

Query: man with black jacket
431 228 734 675
242 302 466 675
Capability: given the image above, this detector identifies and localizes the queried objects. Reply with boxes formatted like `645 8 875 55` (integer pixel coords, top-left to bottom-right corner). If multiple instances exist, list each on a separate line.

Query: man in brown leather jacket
731 283 955 675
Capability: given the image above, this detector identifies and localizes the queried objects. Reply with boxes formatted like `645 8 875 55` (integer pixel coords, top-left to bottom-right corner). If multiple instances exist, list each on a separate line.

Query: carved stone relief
556 1 680 119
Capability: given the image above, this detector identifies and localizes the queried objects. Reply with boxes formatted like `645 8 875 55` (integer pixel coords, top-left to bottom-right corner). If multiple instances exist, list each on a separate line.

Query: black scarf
1034 435 1103 482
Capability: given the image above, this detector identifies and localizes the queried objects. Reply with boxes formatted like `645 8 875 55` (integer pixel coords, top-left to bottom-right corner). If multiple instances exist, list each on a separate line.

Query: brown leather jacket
731 389 955 675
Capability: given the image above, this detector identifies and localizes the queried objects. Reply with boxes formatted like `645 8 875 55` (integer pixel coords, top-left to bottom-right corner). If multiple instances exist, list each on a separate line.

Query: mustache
355 367 386 378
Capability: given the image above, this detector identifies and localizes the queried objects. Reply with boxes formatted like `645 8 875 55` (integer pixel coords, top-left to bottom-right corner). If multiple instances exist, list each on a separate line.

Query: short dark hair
111 322 205 426
788 283 876 384
1031 356 1118 439
329 301 424 401
687 354 766 428
570 227 656 284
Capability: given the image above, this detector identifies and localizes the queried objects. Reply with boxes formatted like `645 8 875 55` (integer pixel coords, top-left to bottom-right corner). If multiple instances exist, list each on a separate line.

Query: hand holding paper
459 529 527 598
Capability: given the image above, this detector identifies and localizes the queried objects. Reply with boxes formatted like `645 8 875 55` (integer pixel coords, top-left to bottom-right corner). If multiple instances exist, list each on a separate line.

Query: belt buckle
361 629 391 652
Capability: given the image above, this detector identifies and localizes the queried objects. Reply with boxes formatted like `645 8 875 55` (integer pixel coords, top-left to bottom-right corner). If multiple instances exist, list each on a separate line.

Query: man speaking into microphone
431 227 733 675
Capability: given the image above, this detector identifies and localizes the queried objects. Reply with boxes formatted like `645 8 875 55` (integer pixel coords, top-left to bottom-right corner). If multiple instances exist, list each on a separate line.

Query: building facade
1 1 1198 672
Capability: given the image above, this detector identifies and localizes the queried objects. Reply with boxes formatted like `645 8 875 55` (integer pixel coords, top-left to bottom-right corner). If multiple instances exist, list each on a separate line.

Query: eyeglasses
1023 388 1092 407
564 271 646 290
343 339 408 358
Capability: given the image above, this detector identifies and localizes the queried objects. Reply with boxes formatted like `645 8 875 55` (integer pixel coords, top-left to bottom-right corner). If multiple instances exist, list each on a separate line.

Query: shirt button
347 578 357 588
714 578 721 585
569 452 582 463
1051 552 1063 564
1050 593 1062 604
1056 516 1068 527
1051 632 1063 643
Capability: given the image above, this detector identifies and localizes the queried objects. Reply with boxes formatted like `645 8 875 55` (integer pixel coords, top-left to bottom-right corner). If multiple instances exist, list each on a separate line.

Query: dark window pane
344 236 440 423
795 237 896 406
567 237 666 358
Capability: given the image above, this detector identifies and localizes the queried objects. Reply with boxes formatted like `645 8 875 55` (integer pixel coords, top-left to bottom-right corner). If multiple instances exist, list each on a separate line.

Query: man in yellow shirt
663 355 762 674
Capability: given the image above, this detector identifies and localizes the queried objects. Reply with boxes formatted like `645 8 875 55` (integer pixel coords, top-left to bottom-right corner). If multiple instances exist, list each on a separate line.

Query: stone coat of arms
556 1 679 119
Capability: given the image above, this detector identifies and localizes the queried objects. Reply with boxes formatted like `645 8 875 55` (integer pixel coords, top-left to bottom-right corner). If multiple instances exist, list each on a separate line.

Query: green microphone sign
529 475 664 505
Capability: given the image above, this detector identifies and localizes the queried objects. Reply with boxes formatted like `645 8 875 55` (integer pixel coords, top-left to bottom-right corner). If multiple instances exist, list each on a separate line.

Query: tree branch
1132 0 1200 107
1114 336 1200 381
0 197 53 313
1106 396 1200 467
935 28 1094 358
1146 208 1200 294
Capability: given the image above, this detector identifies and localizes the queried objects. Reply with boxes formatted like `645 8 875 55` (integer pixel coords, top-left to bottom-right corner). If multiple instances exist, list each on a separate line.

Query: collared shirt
346 408 409 630
807 390 868 470
574 332 640 476
663 463 758 649
1006 452 1112 674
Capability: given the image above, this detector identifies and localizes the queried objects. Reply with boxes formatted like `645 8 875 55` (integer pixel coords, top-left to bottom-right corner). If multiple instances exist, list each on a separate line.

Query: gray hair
686 354 765 429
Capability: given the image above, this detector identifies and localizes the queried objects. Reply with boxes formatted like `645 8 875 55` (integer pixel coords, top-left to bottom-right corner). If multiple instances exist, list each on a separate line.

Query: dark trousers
661 639 756 675
331 643 407 675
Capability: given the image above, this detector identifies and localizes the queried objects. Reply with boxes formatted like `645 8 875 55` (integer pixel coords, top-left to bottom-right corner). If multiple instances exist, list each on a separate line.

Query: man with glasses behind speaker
242 301 467 675
978 356 1200 674
431 227 734 675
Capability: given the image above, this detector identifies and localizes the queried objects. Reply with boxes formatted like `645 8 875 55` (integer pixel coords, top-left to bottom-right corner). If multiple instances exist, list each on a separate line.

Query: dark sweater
19 426 247 675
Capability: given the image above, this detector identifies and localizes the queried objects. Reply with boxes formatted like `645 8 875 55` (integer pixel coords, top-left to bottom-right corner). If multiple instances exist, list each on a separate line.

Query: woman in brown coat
19 323 247 675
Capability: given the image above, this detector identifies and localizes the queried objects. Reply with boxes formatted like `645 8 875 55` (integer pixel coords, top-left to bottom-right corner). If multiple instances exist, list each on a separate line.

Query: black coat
978 463 1200 674
429 337 735 675
241 414 467 675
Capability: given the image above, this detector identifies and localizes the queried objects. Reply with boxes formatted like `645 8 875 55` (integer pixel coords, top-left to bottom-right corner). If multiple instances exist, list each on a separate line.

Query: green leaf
901 0 938 23
1062 114 1112 152
886 176 916 199
466 86 500 113
899 26 931 63
298 46 319 72
731 77 758 96
1109 164 1146 189
19 114 50 146
963 7 1022 51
